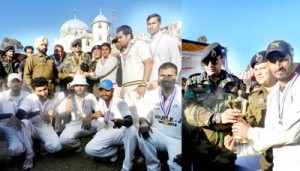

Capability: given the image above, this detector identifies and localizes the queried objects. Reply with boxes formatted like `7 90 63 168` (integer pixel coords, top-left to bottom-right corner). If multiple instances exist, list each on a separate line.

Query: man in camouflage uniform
23 36 58 92
59 39 92 91
183 43 245 170
244 50 277 171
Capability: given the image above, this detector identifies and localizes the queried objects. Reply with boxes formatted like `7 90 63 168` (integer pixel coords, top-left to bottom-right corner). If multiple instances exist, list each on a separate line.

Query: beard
160 80 175 90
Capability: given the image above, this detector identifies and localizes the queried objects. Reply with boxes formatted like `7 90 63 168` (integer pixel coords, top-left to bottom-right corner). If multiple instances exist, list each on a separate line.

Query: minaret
91 8 111 45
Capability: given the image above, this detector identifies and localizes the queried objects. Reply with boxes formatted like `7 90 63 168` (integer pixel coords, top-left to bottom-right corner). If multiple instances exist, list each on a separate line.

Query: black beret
91 45 101 52
266 40 293 60
250 50 267 68
201 43 222 61
4 45 15 52
71 39 82 47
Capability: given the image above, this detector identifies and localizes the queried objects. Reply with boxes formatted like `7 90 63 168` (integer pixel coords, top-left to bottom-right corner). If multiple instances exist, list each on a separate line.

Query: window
99 35 102 41
98 23 102 29
86 40 90 46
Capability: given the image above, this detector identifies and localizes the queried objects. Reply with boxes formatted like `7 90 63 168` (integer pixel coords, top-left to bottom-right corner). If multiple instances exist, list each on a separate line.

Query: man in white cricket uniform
146 13 181 90
116 25 153 129
85 79 137 171
58 74 102 151
225 40 300 171
137 62 182 171
16 76 64 169
0 73 31 169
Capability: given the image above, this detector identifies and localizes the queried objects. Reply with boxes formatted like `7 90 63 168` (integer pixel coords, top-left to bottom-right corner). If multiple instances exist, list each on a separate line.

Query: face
101 46 111 58
55 47 64 58
74 85 86 97
99 88 113 102
8 79 22 91
25 49 33 57
92 49 102 59
117 31 131 49
268 54 293 82
253 62 277 86
6 50 14 58
158 67 177 90
203 56 222 77
147 16 161 36
38 42 48 54
34 85 48 101
72 44 82 53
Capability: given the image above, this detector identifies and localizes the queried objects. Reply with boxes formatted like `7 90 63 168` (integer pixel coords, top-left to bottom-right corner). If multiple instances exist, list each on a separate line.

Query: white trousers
137 128 182 171
85 126 137 171
0 125 24 157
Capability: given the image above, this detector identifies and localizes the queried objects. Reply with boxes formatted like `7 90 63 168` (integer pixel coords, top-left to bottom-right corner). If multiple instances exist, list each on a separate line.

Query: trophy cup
226 90 248 144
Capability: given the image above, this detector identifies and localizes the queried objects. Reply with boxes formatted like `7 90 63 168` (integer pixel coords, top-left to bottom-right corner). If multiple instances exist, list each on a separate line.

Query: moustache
275 67 286 73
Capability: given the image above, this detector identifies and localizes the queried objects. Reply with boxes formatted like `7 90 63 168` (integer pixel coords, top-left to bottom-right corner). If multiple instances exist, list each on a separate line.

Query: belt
123 80 143 87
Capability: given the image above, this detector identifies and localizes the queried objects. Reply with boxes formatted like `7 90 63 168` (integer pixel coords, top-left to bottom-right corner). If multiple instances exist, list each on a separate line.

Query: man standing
58 74 102 152
116 25 153 128
23 36 58 91
137 62 182 171
226 40 300 171
183 43 245 170
85 79 136 171
146 13 181 90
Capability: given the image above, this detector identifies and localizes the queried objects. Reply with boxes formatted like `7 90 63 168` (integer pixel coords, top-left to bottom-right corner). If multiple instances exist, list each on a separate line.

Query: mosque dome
60 19 89 31
92 13 110 25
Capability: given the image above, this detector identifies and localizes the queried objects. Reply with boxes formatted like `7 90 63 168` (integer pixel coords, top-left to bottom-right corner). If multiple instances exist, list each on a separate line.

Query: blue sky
0 0 180 54
183 0 300 75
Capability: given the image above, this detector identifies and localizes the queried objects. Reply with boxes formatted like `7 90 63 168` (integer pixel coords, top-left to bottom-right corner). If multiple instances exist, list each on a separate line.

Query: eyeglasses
202 58 219 66
268 54 289 64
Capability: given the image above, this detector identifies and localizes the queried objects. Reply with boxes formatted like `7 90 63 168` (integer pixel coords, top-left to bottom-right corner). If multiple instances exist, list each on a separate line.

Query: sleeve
23 56 34 86
56 98 67 114
235 139 260 156
95 57 118 78
19 97 34 112
183 101 214 127
138 42 152 62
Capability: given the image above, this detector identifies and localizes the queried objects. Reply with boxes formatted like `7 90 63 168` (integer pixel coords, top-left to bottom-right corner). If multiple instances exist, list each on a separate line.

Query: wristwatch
215 112 221 124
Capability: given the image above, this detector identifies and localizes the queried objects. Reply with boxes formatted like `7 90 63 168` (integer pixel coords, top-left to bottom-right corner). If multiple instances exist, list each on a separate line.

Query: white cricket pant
85 126 137 171
25 116 62 153
59 119 102 148
137 128 182 171
124 91 143 130
0 125 24 157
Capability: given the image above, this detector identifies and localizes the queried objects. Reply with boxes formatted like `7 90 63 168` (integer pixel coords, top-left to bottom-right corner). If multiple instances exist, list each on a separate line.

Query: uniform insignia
211 50 216 57
271 42 280 48
255 53 263 62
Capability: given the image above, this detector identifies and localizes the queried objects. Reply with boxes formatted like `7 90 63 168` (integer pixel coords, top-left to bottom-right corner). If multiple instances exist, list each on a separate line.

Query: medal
163 118 169 125
104 124 109 129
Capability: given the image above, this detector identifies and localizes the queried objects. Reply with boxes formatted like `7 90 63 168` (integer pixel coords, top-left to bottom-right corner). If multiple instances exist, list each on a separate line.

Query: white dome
60 19 89 31
92 14 110 24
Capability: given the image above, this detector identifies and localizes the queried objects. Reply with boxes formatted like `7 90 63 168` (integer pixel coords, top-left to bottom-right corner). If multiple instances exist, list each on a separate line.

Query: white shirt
149 31 181 81
95 55 118 83
0 90 29 126
97 96 131 128
139 85 182 140
121 40 151 91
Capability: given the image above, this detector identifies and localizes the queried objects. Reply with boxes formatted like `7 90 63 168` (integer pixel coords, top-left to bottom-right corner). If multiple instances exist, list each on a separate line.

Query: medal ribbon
150 33 163 58
9 97 23 113
277 72 298 122
159 88 176 119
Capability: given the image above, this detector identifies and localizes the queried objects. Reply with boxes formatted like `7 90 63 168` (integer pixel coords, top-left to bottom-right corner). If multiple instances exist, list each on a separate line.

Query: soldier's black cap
4 45 15 52
250 50 267 68
266 40 293 61
91 45 101 52
71 39 82 47
201 43 222 62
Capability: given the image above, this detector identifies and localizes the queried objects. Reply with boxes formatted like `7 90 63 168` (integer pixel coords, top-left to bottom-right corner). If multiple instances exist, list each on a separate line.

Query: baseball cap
266 40 293 60
99 79 113 90
8 73 22 82
250 51 267 68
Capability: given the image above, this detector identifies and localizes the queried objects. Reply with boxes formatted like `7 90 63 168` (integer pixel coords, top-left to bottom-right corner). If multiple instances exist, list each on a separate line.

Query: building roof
92 13 110 25
60 18 89 31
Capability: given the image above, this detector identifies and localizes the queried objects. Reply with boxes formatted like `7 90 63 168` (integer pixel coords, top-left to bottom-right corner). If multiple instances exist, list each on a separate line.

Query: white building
54 11 111 53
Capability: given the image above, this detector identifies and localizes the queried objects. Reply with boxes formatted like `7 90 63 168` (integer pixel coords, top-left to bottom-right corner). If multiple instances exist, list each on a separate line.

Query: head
7 73 22 92
112 38 121 50
266 40 294 83
54 44 65 58
101 43 111 58
5 45 15 58
201 43 223 77
116 25 133 49
249 81 260 93
158 62 178 90
31 77 49 101
24 46 34 57
71 39 82 53
146 13 161 36
34 36 48 54
70 74 88 97
98 79 114 102
91 45 102 60
251 50 277 87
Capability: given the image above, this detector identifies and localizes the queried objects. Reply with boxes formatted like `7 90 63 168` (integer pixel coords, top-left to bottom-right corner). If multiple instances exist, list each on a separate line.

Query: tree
0 37 23 52
196 35 207 43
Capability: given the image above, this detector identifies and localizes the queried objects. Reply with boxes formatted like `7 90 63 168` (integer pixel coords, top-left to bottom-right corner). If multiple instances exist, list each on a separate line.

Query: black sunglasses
203 58 219 65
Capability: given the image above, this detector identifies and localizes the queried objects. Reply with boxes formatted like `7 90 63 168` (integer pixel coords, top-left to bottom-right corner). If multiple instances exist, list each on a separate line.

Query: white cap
70 74 89 86
7 73 22 82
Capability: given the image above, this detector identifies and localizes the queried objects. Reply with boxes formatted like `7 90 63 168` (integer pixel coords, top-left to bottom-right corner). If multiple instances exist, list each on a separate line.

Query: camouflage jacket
0 56 20 75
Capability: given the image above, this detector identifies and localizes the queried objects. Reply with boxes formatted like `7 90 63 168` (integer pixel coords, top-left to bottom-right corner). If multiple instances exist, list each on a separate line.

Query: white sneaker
23 158 33 170
110 155 118 162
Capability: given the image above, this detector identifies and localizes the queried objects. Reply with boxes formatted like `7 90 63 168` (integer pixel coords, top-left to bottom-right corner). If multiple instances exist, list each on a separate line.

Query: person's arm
95 57 118 78
135 57 153 97
23 56 34 87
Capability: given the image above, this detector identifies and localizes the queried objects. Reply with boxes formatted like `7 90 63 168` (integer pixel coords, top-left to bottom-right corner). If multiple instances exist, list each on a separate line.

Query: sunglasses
202 58 219 65
268 53 288 64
